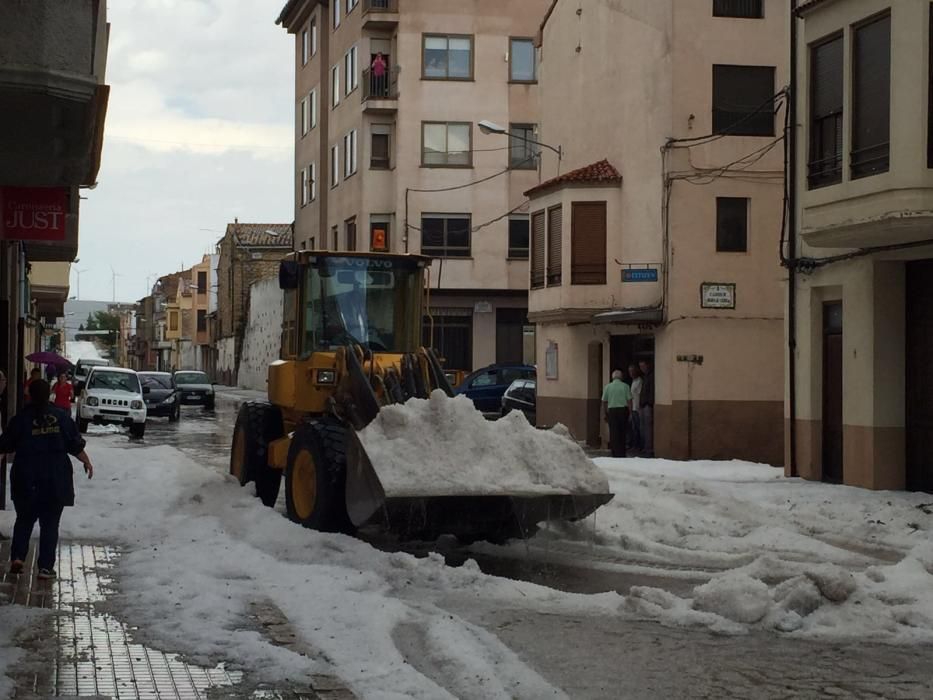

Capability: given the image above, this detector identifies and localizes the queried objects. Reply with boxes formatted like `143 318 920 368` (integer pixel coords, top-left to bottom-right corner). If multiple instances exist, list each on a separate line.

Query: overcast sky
77 0 293 303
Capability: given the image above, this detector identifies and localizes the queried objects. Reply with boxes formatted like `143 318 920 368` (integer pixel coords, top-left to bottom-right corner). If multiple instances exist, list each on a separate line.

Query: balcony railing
362 65 400 102
363 0 398 12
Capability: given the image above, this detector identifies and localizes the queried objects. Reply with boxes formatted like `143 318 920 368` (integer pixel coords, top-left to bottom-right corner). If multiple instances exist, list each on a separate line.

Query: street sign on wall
0 186 68 241
622 268 659 283
700 282 736 309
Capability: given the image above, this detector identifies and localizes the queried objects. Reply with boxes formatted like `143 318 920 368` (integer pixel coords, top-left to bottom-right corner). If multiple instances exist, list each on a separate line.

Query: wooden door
822 302 843 483
906 261 933 492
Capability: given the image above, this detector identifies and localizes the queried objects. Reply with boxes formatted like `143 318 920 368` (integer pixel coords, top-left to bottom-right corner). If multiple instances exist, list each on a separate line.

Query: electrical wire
666 89 789 149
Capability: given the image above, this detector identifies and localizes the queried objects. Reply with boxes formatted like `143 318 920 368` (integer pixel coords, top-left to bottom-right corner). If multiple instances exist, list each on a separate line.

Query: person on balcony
371 53 387 97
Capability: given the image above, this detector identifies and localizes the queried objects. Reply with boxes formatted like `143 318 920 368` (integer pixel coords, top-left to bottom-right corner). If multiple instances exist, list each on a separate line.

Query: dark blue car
455 363 536 417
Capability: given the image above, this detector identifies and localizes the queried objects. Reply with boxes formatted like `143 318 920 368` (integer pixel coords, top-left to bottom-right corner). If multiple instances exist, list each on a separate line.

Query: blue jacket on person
0 404 86 508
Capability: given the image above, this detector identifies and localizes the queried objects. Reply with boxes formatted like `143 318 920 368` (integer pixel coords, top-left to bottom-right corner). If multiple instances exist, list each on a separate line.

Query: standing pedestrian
371 52 387 96
639 359 655 457
52 373 74 412
601 370 632 458
628 364 643 453
0 379 94 578
24 368 41 396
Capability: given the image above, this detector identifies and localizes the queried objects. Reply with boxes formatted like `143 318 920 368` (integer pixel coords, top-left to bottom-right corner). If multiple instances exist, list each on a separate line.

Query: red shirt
53 381 73 409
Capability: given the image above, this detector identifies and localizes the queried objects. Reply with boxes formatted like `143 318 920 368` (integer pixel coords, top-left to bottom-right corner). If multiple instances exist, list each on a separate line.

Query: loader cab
279 252 429 359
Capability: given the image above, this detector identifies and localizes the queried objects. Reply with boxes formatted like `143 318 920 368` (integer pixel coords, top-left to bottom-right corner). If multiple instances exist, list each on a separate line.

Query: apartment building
530 0 787 463
276 0 549 372
788 0 933 491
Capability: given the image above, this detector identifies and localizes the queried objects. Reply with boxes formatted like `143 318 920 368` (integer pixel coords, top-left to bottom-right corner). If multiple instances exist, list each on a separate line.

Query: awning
591 308 663 325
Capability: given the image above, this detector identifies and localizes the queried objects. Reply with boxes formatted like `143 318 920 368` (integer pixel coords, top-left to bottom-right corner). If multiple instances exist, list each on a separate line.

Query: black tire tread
232 401 284 507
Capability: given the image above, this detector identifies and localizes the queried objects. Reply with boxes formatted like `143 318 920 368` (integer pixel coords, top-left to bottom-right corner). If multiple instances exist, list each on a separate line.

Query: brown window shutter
531 210 545 289
571 201 607 285
547 205 562 286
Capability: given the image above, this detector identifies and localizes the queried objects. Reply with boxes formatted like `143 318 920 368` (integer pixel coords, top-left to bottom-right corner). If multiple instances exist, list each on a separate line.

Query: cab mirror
279 260 300 290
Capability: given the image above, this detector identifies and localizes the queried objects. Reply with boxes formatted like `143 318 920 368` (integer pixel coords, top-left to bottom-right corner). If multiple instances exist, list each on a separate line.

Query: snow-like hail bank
358 391 610 497
0 443 616 699
539 458 933 643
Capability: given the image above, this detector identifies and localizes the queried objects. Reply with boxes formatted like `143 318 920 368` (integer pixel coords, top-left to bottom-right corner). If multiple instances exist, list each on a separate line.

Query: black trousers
607 407 629 458
11 499 65 570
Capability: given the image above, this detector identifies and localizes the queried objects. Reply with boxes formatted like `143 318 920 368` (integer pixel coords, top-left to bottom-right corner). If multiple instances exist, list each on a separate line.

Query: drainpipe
788 0 799 476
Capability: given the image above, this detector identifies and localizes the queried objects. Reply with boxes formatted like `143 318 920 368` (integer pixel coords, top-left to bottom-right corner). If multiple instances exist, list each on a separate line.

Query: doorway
906 261 933 491
609 334 655 382
495 308 528 364
822 302 843 483
586 342 603 447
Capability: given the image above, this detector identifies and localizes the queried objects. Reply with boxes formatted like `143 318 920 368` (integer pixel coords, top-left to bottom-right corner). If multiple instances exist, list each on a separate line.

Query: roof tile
226 223 294 247
524 159 622 198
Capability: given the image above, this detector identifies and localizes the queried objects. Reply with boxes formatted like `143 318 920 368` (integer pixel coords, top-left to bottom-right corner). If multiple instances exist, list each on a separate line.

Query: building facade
0 0 108 425
277 0 548 373
787 0 933 490
215 221 293 383
529 0 787 463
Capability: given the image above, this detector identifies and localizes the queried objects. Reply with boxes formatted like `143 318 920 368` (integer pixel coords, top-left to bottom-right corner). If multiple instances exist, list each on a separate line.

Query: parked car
139 371 180 422
501 378 536 424
455 363 536 417
173 370 215 410
76 366 147 438
73 357 111 396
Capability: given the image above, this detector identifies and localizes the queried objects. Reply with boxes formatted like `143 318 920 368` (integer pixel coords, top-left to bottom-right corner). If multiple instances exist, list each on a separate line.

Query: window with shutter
531 210 545 289
852 13 891 179
571 201 607 285
716 197 748 252
808 35 843 188
712 65 775 136
547 206 562 286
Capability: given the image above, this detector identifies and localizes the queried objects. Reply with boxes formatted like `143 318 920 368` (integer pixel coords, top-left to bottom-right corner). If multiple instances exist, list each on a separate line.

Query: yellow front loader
230 251 611 542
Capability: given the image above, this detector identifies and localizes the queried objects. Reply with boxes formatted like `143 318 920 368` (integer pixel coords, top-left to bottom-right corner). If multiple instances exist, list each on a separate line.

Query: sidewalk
0 539 352 699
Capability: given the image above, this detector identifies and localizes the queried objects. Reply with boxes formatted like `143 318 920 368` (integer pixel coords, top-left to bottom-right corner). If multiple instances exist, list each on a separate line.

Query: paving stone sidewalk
0 540 353 700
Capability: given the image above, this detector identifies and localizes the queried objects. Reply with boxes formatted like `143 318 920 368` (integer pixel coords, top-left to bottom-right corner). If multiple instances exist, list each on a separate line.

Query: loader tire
285 417 355 534
231 401 284 508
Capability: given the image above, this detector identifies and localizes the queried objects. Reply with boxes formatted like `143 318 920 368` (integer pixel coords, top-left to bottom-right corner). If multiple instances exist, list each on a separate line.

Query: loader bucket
344 392 614 541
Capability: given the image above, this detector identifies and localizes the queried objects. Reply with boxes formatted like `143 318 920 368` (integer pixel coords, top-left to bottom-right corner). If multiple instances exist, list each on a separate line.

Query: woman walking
0 379 93 579
52 372 74 412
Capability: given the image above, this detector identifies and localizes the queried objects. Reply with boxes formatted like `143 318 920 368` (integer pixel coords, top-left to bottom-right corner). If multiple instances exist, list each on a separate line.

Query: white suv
77 366 148 438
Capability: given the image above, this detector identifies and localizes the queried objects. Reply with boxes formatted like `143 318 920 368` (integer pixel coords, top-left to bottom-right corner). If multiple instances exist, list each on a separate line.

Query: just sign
0 187 68 242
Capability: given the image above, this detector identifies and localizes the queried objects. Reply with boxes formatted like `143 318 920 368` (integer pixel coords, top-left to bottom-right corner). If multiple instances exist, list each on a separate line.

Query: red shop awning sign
0 186 68 241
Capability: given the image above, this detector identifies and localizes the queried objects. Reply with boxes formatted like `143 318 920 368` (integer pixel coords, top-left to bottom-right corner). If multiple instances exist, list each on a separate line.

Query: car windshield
302 256 423 355
175 372 209 385
140 374 173 390
77 360 107 374
89 371 141 394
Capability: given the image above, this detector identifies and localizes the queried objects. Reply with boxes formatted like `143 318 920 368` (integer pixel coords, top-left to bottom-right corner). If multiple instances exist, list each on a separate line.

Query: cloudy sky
77 0 294 302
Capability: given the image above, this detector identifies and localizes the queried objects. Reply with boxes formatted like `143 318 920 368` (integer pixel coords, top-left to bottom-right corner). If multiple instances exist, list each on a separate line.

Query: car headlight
316 369 336 385
131 400 143 410
161 395 176 404
87 397 99 407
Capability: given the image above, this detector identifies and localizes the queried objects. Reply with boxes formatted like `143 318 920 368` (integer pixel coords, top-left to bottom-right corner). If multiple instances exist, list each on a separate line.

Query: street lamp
477 119 563 160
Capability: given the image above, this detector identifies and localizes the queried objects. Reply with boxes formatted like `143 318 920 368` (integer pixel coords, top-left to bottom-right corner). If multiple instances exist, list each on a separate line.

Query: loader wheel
285 418 355 534
231 401 284 507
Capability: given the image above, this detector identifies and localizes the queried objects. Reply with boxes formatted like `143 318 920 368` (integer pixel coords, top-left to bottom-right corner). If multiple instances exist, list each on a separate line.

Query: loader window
302 256 423 355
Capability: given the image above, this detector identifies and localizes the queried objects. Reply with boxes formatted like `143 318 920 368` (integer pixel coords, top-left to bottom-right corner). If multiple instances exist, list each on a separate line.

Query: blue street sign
622 268 659 283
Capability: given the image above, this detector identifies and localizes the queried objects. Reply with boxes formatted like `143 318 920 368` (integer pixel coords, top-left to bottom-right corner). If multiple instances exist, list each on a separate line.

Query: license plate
187 394 201 400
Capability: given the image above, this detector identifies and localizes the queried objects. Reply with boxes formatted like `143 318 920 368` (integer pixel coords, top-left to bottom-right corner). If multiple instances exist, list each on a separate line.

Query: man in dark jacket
0 380 93 579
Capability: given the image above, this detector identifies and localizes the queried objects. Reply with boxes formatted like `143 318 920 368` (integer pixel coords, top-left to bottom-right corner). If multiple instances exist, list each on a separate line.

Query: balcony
362 66 399 113
0 1 109 188
362 0 399 29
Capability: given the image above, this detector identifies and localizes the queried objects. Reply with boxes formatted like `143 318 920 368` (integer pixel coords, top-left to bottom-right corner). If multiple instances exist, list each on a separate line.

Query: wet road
86 389 933 699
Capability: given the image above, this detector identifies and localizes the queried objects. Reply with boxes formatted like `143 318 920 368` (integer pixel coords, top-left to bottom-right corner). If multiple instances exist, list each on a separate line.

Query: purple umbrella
26 351 73 368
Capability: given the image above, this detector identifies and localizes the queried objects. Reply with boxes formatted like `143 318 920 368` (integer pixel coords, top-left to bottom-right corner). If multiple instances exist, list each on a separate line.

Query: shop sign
473 301 492 313
0 187 68 241
700 282 736 309
622 268 659 283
